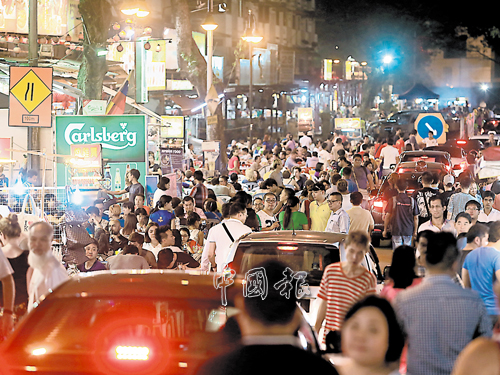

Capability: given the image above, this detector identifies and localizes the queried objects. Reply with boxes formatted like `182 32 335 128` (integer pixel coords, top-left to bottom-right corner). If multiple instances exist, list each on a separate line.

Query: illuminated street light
121 0 149 17
481 83 489 91
241 9 263 145
382 54 393 64
201 13 218 31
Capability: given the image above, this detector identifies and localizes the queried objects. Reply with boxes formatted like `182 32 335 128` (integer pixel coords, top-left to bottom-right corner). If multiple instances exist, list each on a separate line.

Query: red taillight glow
374 200 384 208
457 140 467 145
115 346 150 361
278 245 298 251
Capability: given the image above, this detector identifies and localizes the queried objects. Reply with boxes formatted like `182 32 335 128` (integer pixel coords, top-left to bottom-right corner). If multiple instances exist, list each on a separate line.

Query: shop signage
56 115 146 162
160 116 184 139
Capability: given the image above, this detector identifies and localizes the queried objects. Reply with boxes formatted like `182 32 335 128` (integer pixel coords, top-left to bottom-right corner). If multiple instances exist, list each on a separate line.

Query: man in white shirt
418 195 456 234
325 192 350 234
257 192 280 231
318 142 332 164
422 131 438 148
0 247 14 337
378 138 400 175
202 202 252 272
27 222 69 312
299 134 313 150
478 191 500 223
346 192 374 236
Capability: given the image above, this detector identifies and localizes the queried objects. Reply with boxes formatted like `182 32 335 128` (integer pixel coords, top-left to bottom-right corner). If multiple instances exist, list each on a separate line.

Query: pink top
380 277 423 302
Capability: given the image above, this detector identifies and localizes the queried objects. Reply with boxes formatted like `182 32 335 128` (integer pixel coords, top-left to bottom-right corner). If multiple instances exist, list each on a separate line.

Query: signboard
160 116 184 139
69 143 102 187
279 50 295 84
9 67 53 127
160 146 183 175
82 100 106 115
323 59 333 81
335 118 363 129
56 115 147 187
297 107 313 132
414 113 448 144
0 138 11 160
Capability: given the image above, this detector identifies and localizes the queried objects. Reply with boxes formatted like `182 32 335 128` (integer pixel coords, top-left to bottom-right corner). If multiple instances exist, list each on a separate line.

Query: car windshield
6 297 234 356
234 242 340 286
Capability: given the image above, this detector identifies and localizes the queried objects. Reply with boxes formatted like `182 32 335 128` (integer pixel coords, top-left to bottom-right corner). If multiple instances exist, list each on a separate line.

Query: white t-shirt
257 210 278 230
153 188 169 207
478 208 500 223
299 136 313 149
380 145 400 169
318 149 332 164
423 138 438 147
201 219 252 272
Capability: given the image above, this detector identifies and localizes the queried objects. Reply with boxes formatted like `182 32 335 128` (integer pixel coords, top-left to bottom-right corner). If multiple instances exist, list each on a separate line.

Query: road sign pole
28 0 39 172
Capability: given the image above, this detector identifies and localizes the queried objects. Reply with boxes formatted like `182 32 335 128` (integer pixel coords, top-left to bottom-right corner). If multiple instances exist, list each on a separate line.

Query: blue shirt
346 178 358 193
463 246 500 315
394 275 491 375
150 210 175 226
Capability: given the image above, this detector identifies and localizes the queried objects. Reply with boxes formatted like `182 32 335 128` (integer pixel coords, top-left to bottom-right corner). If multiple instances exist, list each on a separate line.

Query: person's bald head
109 219 121 235
28 222 54 256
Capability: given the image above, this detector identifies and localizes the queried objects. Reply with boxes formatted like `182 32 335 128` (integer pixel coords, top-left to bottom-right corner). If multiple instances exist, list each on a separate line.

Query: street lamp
382 54 393 65
241 10 262 145
121 0 149 18
202 12 218 115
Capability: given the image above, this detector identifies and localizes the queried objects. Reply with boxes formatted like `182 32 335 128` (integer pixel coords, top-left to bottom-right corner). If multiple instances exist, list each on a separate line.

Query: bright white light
13 181 26 196
115 346 150 360
481 83 489 91
383 55 393 64
32 348 47 356
71 187 83 206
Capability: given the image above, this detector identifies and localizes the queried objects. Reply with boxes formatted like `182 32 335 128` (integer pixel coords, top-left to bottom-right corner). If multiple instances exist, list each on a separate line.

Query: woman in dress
0 214 29 317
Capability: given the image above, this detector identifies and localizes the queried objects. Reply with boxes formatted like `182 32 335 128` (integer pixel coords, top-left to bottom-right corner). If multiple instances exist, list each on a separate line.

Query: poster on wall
160 146 183 175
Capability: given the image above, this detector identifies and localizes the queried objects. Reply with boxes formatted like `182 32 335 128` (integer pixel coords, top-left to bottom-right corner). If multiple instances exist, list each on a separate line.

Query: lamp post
201 5 218 116
241 10 262 146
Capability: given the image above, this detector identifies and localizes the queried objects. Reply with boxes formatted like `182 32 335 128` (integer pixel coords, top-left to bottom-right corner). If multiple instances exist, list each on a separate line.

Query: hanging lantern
0 36 7 43
113 22 121 31
144 26 152 35
13 36 19 44
65 34 71 42
52 37 59 43
119 30 127 39
113 34 120 42
7 35 14 43
21 37 28 44
117 43 124 52
13 45 21 54
125 18 133 24
155 43 161 52
69 43 76 50
78 31 84 40
144 41 151 50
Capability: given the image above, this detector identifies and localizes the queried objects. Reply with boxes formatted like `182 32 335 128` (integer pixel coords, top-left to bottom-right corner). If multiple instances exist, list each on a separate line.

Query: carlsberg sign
56 115 146 162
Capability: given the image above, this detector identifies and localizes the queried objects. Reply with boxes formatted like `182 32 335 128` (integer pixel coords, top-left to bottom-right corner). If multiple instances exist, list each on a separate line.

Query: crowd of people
2 128 500 374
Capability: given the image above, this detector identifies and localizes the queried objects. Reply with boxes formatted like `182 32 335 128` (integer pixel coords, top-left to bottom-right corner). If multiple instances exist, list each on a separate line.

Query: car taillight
457 140 467 146
115 346 150 361
407 189 415 194
373 199 384 209
445 165 452 172
278 242 298 251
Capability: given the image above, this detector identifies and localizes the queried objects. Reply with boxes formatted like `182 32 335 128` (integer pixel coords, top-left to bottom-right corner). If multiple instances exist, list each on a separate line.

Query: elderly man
27 222 68 312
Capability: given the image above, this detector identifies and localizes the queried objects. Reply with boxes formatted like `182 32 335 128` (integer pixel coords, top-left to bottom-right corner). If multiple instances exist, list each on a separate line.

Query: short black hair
123 201 135 210
243 260 298 325
466 223 489 244
229 202 247 217
129 168 140 180
86 206 99 216
123 244 139 255
263 178 278 188
343 295 405 363
483 190 496 200
425 232 458 269
428 195 444 207
455 212 472 223
389 245 416 289
350 192 363 206
465 200 481 211
489 221 500 243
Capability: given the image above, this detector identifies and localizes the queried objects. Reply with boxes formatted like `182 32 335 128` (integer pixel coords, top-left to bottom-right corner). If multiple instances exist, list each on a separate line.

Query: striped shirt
317 262 377 332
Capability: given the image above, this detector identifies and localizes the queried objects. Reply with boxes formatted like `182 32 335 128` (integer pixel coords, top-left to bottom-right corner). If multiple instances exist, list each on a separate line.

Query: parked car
422 146 467 176
370 156 451 246
0 270 323 375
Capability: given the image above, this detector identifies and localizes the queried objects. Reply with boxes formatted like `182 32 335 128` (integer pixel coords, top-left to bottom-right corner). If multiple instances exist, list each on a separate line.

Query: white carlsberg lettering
64 123 138 150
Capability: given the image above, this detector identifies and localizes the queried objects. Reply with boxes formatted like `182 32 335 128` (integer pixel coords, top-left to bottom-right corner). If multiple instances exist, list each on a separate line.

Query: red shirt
396 138 405 154
374 143 387 159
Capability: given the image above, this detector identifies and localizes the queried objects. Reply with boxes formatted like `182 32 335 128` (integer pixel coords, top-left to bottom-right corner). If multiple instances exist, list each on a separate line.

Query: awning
398 83 440 100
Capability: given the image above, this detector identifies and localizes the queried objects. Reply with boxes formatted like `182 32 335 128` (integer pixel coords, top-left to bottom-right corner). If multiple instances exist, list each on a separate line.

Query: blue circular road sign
416 115 444 139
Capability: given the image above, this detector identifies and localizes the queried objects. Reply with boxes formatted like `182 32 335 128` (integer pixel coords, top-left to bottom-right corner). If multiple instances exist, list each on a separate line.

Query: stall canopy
398 83 440 100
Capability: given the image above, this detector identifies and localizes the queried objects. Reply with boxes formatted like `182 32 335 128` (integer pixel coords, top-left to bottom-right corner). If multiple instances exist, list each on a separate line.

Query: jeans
392 235 412 250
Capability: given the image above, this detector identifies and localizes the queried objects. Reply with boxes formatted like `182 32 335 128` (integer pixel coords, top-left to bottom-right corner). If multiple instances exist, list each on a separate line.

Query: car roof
400 150 450 157
239 230 347 244
47 270 244 300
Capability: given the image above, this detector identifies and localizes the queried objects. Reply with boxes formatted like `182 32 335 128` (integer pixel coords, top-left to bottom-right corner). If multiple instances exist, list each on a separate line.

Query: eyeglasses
466 207 479 211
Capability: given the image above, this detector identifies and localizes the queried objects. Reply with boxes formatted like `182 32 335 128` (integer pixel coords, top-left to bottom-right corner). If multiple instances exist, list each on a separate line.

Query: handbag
18 194 43 234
